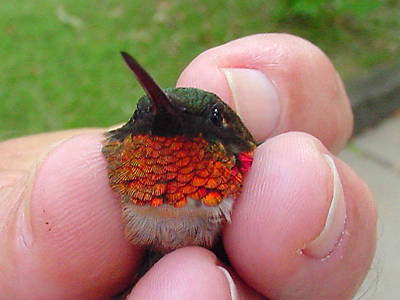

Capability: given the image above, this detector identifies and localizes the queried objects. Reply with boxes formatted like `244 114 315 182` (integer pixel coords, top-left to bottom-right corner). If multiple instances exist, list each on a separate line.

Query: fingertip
177 37 279 143
177 33 353 151
225 132 335 279
129 247 232 300
28 133 141 298
224 132 376 299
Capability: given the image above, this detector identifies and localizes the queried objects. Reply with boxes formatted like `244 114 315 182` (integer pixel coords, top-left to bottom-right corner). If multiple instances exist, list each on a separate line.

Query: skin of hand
0 33 377 300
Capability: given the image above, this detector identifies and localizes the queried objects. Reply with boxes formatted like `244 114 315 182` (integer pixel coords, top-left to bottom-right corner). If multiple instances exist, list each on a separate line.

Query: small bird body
102 52 255 254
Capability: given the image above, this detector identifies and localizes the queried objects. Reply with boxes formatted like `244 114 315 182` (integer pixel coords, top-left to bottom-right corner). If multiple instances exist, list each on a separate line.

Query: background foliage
1 0 399 138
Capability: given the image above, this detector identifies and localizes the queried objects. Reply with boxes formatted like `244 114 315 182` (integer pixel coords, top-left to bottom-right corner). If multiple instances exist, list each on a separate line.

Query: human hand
0 34 376 299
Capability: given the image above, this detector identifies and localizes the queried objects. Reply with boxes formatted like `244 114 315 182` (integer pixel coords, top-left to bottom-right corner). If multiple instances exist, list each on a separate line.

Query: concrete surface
340 112 400 299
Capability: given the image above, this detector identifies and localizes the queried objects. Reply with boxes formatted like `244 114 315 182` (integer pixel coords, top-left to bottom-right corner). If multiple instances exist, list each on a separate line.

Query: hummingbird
102 52 256 287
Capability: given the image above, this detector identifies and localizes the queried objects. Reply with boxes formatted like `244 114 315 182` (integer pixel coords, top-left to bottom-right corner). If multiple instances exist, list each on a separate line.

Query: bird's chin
121 197 234 253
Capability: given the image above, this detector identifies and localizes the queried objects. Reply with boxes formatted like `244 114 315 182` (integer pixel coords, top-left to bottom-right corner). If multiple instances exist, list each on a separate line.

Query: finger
0 131 142 299
128 247 264 300
223 132 377 299
177 33 353 153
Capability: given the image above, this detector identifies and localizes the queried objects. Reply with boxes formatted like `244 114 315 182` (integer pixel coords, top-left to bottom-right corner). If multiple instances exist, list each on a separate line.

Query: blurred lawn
1 0 399 139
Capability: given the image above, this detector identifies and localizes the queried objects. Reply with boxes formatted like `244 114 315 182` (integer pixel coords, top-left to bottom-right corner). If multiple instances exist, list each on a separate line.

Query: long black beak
120 51 175 115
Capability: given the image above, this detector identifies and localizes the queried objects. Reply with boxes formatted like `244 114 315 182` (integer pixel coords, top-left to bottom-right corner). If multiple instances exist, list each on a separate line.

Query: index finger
177 33 353 153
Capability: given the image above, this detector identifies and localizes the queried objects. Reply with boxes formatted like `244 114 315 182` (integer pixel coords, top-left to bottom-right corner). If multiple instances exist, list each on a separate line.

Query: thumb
0 130 141 299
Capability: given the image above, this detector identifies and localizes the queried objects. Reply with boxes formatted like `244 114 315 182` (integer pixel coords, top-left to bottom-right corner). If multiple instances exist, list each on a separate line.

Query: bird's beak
120 51 176 116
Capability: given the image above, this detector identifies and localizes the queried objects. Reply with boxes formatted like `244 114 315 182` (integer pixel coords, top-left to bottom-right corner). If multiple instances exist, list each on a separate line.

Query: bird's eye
210 104 223 127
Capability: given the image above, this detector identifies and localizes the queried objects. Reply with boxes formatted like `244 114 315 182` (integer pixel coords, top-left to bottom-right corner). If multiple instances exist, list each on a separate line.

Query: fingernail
221 68 280 142
217 266 239 300
303 154 346 258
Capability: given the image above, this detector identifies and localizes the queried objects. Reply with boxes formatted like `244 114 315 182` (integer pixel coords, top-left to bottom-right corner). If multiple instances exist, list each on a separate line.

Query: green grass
1 0 399 139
